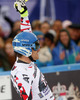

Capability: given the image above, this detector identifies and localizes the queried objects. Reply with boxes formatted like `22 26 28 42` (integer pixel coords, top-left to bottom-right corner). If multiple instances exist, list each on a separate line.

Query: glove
25 0 28 2
14 1 28 17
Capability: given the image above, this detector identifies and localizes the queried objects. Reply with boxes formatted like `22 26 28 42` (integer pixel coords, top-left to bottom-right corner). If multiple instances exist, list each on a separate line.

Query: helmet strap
29 56 36 62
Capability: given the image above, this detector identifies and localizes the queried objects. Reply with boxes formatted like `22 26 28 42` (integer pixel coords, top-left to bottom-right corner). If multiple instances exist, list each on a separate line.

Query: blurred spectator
78 29 80 46
0 37 5 48
14 29 21 35
31 20 41 31
51 20 62 45
0 26 4 37
33 31 53 67
0 49 11 71
49 29 56 38
40 21 50 34
52 20 62 33
44 32 55 51
68 24 80 45
62 21 76 45
0 37 11 71
13 21 20 32
44 32 55 65
9 21 20 38
4 38 16 67
62 20 72 29
52 29 80 65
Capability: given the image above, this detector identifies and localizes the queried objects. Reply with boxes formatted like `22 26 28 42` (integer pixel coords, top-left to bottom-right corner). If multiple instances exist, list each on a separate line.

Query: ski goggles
32 40 40 51
13 40 40 51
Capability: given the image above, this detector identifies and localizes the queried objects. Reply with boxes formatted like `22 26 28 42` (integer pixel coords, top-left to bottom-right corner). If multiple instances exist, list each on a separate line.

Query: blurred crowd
0 14 80 71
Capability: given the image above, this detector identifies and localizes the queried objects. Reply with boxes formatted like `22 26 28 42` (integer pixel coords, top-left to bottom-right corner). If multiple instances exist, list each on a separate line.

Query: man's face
41 23 50 34
31 49 39 60
69 28 80 40
52 21 62 34
60 32 69 46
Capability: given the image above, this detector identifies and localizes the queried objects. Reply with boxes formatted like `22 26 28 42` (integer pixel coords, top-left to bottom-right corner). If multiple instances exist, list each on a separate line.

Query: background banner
0 64 80 100
0 0 80 23
0 75 12 100
44 70 80 100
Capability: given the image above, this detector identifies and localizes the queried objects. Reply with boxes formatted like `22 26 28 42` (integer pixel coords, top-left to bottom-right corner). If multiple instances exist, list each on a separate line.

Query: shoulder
70 40 76 46
52 42 60 53
11 62 34 77
70 40 79 48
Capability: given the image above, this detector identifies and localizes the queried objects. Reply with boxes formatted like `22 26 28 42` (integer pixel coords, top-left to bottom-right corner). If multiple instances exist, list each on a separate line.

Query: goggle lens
33 41 40 51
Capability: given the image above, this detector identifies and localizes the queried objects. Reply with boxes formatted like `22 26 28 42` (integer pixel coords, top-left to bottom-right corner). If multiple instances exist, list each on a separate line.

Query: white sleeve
13 71 33 100
21 16 32 33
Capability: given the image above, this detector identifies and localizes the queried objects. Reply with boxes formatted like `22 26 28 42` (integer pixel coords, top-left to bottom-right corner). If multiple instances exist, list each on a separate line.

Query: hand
25 0 28 2
14 2 22 11
14 1 28 17
60 51 65 60
75 54 80 61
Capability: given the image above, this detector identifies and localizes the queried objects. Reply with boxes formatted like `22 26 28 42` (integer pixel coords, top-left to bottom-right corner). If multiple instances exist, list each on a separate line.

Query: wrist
21 10 28 17
19 6 28 17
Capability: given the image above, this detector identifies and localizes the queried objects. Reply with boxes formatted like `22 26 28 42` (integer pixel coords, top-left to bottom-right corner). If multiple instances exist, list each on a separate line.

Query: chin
35 55 39 60
36 56 39 60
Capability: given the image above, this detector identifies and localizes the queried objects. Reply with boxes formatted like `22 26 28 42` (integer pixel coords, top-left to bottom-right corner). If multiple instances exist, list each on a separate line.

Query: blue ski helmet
12 32 40 57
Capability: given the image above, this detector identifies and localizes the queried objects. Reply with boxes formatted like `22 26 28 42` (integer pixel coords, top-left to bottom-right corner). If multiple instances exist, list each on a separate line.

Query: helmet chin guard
12 32 39 57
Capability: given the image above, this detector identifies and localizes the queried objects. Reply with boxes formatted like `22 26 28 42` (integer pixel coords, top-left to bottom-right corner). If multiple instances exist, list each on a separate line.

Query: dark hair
59 29 70 39
14 52 23 58
51 20 62 27
55 19 62 22
31 20 41 30
41 21 50 25
59 29 71 49
60 29 69 33
44 33 54 43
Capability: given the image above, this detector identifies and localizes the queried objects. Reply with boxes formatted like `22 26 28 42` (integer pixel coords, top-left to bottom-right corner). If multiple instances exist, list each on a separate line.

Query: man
52 20 62 35
40 21 50 34
69 24 80 45
31 20 41 31
51 20 62 45
11 0 54 100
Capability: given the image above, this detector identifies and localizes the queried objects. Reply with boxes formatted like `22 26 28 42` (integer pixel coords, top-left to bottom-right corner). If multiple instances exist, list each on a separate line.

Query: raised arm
14 1 32 33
